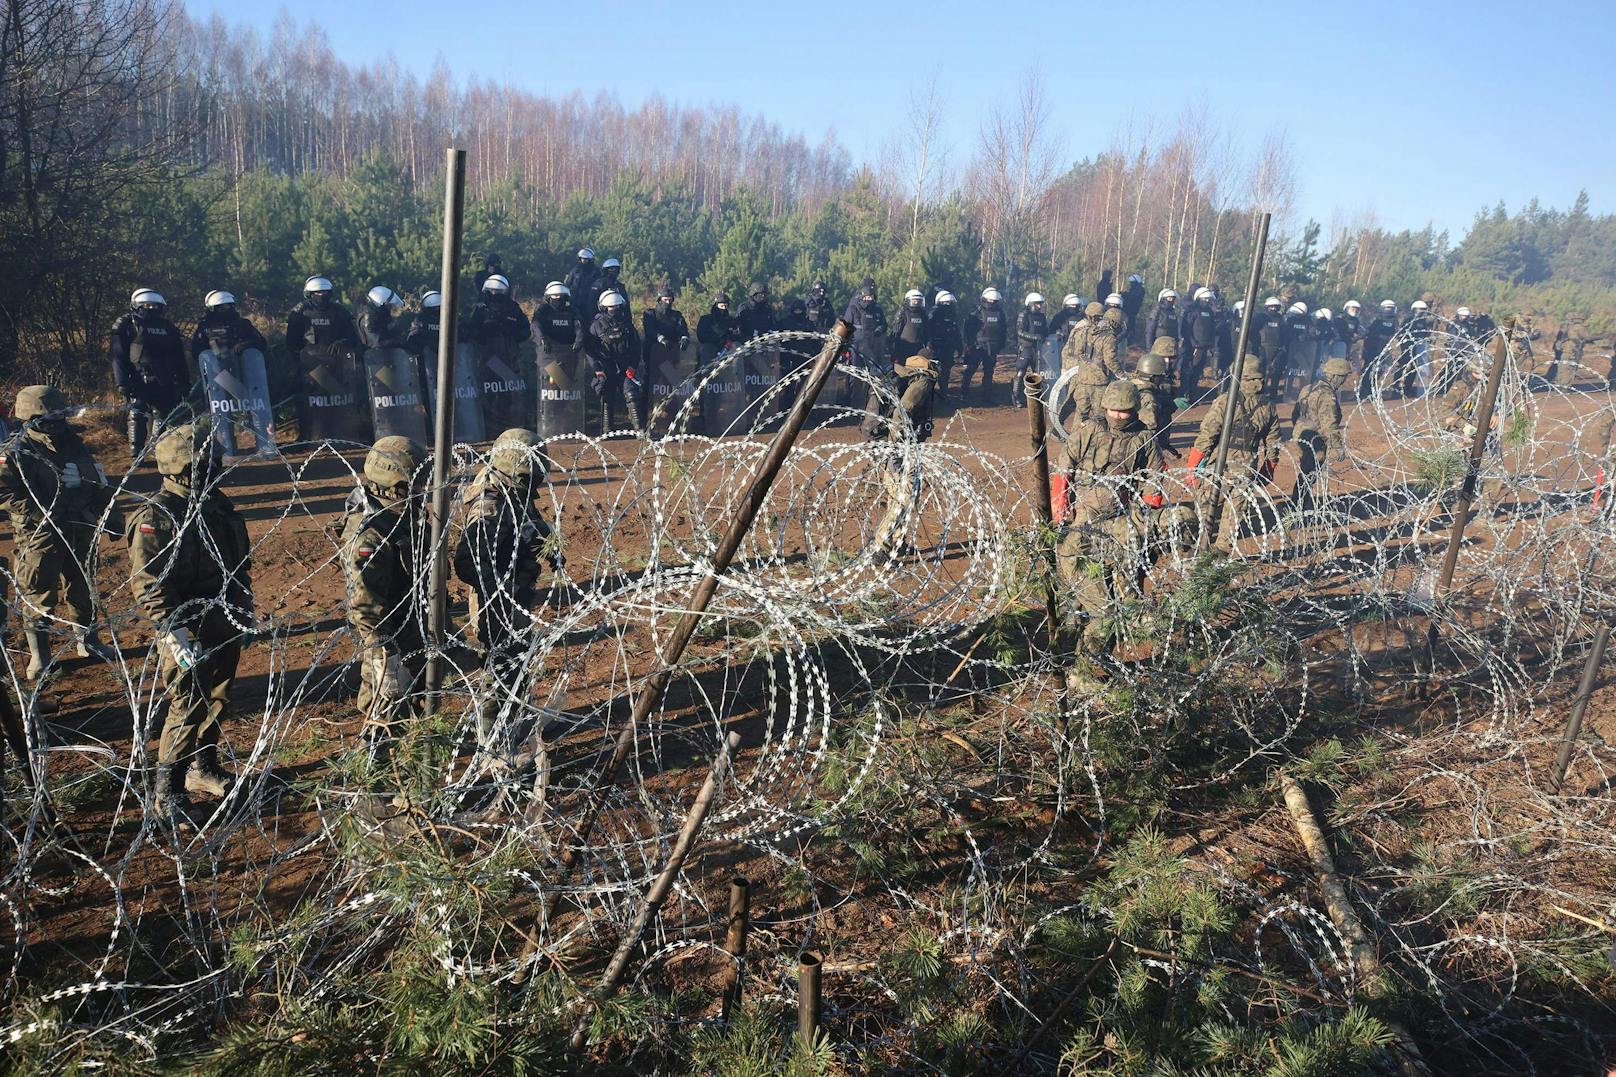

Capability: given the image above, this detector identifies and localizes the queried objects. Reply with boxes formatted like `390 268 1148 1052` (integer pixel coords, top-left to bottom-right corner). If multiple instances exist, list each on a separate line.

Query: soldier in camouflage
454 429 563 761
1061 301 1122 425
1131 339 1179 458
341 436 429 755
864 346 939 556
125 420 253 821
1187 355 1280 548
1 386 120 684
1054 379 1165 684
1290 357 1351 512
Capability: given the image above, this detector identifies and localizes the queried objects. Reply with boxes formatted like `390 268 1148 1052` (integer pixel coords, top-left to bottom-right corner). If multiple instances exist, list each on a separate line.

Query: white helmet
598 290 626 310
1194 287 1213 302
904 288 924 303
482 274 510 294
421 290 442 309
204 290 235 309
1025 292 1044 306
1410 299 1429 311
1128 274 1143 284
1062 293 1080 308
1157 288 1177 302
1379 299 1396 310
1232 300 1245 314
1105 292 1123 307
935 290 956 304
1316 308 1332 320
131 288 166 308
1456 306 1472 318
1288 301 1307 316
1264 296 1282 309
1344 299 1361 311
544 281 570 298
303 276 334 294
602 257 621 271
981 287 1002 303
577 247 595 261
367 286 401 311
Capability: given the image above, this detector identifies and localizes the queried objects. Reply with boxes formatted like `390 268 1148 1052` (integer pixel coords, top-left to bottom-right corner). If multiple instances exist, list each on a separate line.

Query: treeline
3 0 1612 391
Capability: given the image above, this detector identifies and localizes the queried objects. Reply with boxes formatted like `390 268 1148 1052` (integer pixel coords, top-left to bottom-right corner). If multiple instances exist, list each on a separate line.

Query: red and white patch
355 545 374 558
137 523 157 534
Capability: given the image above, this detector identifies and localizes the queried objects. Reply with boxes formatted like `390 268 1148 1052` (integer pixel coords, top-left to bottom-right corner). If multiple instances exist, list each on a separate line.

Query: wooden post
720 877 751 1021
1549 623 1608 794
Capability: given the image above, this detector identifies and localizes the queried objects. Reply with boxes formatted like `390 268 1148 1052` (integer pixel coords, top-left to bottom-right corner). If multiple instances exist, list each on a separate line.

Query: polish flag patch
356 545 374 558
137 523 157 534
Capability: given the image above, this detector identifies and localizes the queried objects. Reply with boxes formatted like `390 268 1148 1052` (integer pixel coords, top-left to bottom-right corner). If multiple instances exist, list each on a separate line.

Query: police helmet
1233 300 1246 314
602 257 622 271
364 435 427 492
131 288 166 309
14 385 67 422
904 288 924 304
577 248 595 262
1316 308 1332 321
1344 299 1361 311
1101 380 1140 412
1410 299 1429 311
1455 306 1472 318
204 290 236 309
1193 287 1214 302
489 427 545 482
1264 297 1282 310
482 274 511 294
981 288 1002 303
1062 294 1080 308
421 291 442 309
1289 302 1308 316
1379 299 1396 311
1158 288 1177 302
935 290 956 305
1105 293 1123 308
598 291 627 311
367 286 402 311
1136 353 1169 378
1024 292 1044 307
1321 357 1352 377
544 281 570 299
304 276 334 295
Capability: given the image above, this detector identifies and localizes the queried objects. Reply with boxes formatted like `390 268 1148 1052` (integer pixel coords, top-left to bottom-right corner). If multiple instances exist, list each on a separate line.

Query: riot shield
478 342 536 433
742 341 781 423
363 346 430 443
644 342 687 435
699 353 748 436
536 348 588 441
422 343 486 445
299 346 370 443
199 347 277 458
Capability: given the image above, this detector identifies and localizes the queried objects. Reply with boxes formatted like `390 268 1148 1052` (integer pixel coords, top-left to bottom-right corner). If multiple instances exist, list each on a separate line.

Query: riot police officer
586 291 642 432
960 287 1009 403
928 291 963 398
804 280 836 332
190 290 267 363
111 289 188 457
358 286 408 349
1012 293 1049 409
891 289 930 362
564 249 600 324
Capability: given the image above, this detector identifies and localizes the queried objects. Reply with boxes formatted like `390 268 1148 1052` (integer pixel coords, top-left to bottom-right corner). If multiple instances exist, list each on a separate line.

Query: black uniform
1013 307 1049 406
960 299 1009 399
1047 306 1083 349
585 308 643 431
928 302 963 396
469 294 532 356
733 292 776 343
844 287 889 362
890 300 930 362
804 287 836 332
286 297 360 358
1255 309 1287 399
189 309 267 363
695 300 740 363
1358 313 1401 398
405 307 441 366
1121 280 1146 343
1145 300 1179 350
112 308 189 454
1176 300 1219 395
1093 271 1115 307
533 298 579 357
358 303 408 349
563 261 599 324
641 300 691 424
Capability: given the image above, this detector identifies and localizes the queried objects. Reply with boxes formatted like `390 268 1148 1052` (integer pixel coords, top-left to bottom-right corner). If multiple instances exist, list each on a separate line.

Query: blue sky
188 0 1614 240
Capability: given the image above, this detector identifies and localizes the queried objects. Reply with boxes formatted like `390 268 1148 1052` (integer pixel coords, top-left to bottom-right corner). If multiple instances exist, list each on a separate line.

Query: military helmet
1136 353 1168 378
155 421 215 478
489 427 544 481
1321 357 1352 377
14 384 67 422
1150 336 1179 358
1084 301 1104 317
364 435 427 490
1100 379 1140 412
1103 308 1123 326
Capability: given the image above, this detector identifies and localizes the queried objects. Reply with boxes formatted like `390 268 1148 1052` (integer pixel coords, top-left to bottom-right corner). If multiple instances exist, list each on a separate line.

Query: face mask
1106 414 1130 431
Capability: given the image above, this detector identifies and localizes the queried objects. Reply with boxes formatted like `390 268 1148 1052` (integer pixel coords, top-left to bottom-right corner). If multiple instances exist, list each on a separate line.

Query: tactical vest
976 306 1004 346
1186 308 1217 346
1226 392 1260 452
897 308 927 345
127 316 174 368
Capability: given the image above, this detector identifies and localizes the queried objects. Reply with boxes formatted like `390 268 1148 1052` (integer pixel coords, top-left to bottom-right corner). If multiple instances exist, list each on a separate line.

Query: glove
1184 447 1206 489
679 335 690 351
163 627 201 671
377 651 406 701
591 371 606 395
1462 423 1478 439
657 334 671 348
61 462 81 489
550 552 566 574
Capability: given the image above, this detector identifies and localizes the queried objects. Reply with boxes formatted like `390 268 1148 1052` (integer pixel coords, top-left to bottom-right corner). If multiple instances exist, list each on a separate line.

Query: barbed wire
1 325 1613 1071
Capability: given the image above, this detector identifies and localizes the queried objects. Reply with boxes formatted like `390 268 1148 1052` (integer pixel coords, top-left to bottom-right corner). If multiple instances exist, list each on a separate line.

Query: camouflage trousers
155 611 241 771
13 524 98 630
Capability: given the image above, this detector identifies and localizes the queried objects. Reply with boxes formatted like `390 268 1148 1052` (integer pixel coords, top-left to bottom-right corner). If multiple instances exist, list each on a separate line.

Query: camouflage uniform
453 429 562 758
1055 380 1164 677
341 437 429 747
1131 339 1179 458
864 350 938 554
1060 303 1121 424
1290 358 1349 511
1190 359 1279 548
0 386 119 680
126 422 252 818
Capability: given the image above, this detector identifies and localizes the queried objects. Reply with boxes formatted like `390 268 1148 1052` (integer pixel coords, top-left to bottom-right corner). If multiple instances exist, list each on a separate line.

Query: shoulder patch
137 523 158 534
355 545 375 558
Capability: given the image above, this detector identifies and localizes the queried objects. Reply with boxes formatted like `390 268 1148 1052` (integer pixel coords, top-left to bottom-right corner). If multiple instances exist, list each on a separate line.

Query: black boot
153 764 197 827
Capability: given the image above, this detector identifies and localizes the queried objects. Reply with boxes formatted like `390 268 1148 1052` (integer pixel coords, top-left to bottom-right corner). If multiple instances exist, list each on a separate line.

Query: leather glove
163 627 202 671
591 371 606 394
61 462 81 489
376 650 406 701
678 335 690 351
